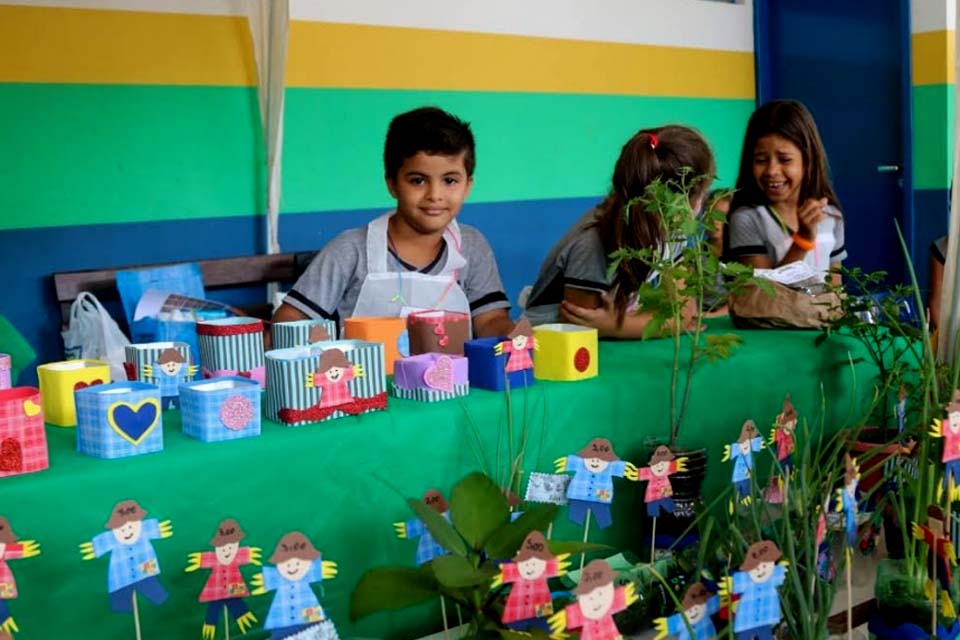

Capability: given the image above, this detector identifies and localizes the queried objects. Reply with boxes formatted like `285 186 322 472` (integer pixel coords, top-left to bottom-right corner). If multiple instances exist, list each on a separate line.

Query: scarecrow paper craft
142 347 198 409
185 519 261 639
639 446 688 517
548 559 637 640
723 421 764 504
0 517 40 635
494 319 537 373
492 531 570 631
653 583 720 640
912 505 957 615
897 385 907 434
251 532 338 640
394 490 453 566
769 395 797 475
929 390 960 500
79 500 172 613
720 541 787 640
555 438 638 529
835 455 860 548
279 348 386 423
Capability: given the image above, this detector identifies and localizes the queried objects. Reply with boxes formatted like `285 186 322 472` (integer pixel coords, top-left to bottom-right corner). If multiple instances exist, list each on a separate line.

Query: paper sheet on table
134 289 234 322
754 261 824 287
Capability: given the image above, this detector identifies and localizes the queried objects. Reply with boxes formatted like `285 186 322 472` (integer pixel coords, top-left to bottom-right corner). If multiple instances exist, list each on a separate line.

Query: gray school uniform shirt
284 224 511 325
727 204 847 273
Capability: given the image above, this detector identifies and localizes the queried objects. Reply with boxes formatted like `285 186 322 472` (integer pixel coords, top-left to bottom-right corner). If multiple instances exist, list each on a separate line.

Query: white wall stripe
912 0 956 33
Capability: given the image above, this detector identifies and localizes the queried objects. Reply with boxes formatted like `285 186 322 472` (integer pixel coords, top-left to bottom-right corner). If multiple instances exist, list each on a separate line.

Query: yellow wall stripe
0 5 256 86
912 29 956 85
287 21 755 99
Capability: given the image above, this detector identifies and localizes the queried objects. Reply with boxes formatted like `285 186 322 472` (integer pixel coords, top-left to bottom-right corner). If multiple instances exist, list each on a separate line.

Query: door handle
877 164 901 173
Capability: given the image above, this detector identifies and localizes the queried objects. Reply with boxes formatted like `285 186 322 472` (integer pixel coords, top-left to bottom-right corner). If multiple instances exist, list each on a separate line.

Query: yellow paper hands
142 364 154 378
353 364 365 378
159 520 173 538
931 418 944 438
236 611 257 634
1 617 18 633
79 541 96 561
547 609 568 640
393 522 408 539
188 364 199 377
556 553 571 577
250 572 266 595
322 560 338 579
625 582 639 607
493 342 506 356
250 546 263 566
653 616 670 640
202 622 217 640
185 552 203 573
491 569 505 589
624 462 639 481
675 457 689 473
768 428 778 446
722 444 732 463
554 457 568 474
717 576 734 600
306 372 316 388
20 539 40 558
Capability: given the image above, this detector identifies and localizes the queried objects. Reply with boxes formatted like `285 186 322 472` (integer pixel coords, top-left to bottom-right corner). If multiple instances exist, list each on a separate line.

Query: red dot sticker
574 347 590 372
220 395 254 431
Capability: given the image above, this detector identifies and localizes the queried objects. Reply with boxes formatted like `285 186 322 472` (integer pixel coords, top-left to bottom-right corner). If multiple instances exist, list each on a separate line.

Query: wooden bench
53 252 316 327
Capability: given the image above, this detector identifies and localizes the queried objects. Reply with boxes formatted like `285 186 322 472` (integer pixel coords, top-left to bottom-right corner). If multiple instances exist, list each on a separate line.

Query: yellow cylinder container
343 317 407 375
532 324 599 381
36 359 111 427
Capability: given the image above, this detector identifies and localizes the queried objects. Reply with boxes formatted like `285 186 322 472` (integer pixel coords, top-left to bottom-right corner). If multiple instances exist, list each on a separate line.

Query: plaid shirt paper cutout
564 456 626 504
731 566 786 632
91 519 164 593
262 561 325 629
197 547 254 602
500 559 559 623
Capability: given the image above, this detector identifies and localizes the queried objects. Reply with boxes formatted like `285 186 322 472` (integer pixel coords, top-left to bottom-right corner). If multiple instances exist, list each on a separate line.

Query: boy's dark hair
729 100 840 215
595 125 715 324
383 106 476 180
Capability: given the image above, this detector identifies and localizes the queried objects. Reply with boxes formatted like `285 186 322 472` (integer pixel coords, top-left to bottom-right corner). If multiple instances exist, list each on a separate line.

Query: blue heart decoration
108 400 160 445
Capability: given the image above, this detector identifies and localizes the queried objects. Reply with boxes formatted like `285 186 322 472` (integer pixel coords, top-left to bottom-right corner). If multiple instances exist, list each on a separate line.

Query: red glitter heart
0 438 22 472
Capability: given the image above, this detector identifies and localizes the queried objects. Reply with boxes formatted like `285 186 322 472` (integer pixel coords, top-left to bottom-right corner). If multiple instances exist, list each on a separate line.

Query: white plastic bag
61 292 131 382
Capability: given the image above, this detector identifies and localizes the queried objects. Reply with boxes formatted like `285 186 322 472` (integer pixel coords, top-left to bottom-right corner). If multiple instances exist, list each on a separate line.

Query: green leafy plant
350 472 606 639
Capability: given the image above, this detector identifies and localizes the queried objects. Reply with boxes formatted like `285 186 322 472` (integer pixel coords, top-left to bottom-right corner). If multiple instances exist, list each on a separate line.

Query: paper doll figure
79 500 172 613
721 541 787 640
185 519 261 639
495 319 537 373
723 421 764 504
815 500 834 580
394 489 452 566
769 395 797 475
912 505 957 615
492 531 570 631
0 517 40 635
897 385 907 434
308 349 363 411
250 532 338 640
555 438 638 529
761 476 783 505
639 446 688 517
143 347 198 410
548 559 637 640
930 390 960 500
653 583 720 640
835 455 860 548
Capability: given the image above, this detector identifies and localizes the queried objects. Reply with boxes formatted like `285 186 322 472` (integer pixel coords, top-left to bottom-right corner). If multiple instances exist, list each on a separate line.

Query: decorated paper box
197 318 266 388
407 311 469 356
265 341 387 426
343 317 407 375
272 319 338 350
75 382 164 459
36 359 110 427
0 387 49 478
393 353 469 402
0 354 10 390
124 342 196 410
532 324 598 381
464 338 535 391
180 377 262 442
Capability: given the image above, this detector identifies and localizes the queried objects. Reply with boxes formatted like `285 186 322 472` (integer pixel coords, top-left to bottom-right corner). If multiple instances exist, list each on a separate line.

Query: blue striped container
75 382 164 459
197 318 266 388
265 340 387 426
180 377 262 442
271 319 338 349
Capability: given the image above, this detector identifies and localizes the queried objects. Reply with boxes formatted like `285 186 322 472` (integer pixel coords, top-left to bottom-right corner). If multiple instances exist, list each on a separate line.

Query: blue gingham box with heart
179 377 262 442
75 382 164 459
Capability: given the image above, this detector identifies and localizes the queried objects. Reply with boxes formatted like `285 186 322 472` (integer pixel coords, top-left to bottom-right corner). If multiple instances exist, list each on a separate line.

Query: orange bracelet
792 232 815 251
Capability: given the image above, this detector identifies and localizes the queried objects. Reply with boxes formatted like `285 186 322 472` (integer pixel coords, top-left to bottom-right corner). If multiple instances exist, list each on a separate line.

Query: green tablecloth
1 319 874 639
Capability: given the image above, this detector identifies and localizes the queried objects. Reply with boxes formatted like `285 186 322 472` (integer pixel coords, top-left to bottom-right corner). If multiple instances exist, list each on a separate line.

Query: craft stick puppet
492 531 570 631
769 395 797 475
835 455 860 548
639 446 688 517
185 519 261 639
720 541 787 640
251 532 338 640
897 385 907 434
394 489 452 566
653 582 720 640
0 517 40 635
143 347 198 409
548 559 638 640
723 421 764 505
555 438 638 529
930 390 960 501
79 500 172 616
912 505 958 621
494 319 537 373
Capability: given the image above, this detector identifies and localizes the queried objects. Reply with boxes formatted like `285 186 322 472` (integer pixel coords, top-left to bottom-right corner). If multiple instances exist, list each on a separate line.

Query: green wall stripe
283 89 753 214
912 83 955 190
0 83 265 231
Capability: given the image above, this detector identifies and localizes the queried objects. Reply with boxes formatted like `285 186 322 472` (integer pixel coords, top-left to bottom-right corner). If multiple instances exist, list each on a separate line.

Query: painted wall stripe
287 21 754 99
912 30 956 85
289 0 754 52
912 83 955 190
0 0 247 16
912 0 956 33
0 5 256 85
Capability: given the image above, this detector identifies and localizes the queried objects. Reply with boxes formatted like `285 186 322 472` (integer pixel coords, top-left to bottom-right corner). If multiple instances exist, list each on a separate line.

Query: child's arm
560 289 696 339
473 308 514 338
272 231 360 324
273 303 310 323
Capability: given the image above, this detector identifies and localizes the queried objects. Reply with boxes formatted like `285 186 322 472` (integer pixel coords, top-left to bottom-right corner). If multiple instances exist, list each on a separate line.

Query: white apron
351 212 472 325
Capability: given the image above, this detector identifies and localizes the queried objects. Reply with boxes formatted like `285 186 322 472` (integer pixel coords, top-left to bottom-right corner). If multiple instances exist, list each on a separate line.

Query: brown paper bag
729 281 841 329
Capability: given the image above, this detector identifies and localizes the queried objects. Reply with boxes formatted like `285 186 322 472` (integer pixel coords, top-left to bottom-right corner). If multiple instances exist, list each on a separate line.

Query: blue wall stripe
0 196 598 384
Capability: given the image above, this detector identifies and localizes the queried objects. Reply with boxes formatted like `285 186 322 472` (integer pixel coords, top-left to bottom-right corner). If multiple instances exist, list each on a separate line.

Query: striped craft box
272 319 338 349
0 387 49 478
392 353 469 402
124 342 194 410
0 354 10 390
75 381 164 459
197 318 266 388
180 377 261 442
393 383 469 402
265 340 387 426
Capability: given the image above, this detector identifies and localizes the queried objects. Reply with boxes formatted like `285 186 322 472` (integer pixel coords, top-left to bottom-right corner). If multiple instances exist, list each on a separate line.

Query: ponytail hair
595 125 715 323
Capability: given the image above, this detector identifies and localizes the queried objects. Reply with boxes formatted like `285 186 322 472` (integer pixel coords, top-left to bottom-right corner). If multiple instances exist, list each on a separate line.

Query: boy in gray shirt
273 107 513 338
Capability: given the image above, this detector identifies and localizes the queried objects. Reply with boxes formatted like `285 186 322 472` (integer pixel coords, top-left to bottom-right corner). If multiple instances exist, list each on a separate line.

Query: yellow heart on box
22 399 41 417
36 360 111 427
532 324 599 381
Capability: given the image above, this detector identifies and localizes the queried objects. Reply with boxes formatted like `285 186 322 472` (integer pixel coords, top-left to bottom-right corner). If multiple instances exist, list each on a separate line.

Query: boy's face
387 152 473 236
216 542 240 565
